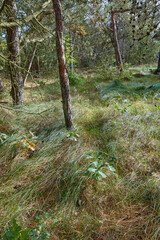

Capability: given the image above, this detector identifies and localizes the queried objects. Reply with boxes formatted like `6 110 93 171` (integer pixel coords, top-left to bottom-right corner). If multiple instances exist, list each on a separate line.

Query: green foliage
2 218 31 240
29 213 53 240
2 213 58 240
64 36 77 69
97 65 133 81
68 71 84 86
114 102 129 114
0 133 8 144
0 131 37 152
85 152 116 180
66 128 80 141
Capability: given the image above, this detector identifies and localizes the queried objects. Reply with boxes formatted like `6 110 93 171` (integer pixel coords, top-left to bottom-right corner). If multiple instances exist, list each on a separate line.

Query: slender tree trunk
111 13 123 71
5 0 24 105
157 52 160 74
70 44 74 73
24 42 37 85
93 48 97 66
70 30 74 73
0 77 5 93
35 56 40 77
52 0 74 130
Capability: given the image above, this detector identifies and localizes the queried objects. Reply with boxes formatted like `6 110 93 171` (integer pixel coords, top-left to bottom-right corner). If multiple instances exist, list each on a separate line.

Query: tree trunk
52 0 74 130
93 48 97 66
24 42 37 85
0 77 5 93
111 13 123 71
5 0 24 105
70 30 74 73
157 52 160 74
35 55 40 77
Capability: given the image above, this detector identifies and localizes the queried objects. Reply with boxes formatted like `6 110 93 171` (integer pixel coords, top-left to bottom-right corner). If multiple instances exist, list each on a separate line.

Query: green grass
0 67 160 239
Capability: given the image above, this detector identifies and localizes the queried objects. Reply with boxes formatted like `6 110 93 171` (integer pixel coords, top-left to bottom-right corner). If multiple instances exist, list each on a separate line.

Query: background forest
0 0 160 239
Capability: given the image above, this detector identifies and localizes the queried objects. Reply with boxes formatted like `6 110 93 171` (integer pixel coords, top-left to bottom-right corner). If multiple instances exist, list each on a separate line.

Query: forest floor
0 66 160 240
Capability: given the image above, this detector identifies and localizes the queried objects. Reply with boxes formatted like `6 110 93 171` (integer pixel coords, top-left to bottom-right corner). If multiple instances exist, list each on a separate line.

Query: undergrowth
0 67 160 239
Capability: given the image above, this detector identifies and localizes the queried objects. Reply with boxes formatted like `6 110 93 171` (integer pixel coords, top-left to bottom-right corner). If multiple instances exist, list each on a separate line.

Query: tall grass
0 69 160 239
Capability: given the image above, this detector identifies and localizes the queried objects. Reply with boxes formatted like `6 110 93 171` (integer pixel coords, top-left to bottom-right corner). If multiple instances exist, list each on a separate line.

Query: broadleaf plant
85 152 116 180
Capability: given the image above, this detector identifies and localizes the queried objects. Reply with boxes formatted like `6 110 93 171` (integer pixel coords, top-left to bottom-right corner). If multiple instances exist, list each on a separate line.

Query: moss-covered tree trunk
52 0 74 130
5 0 24 105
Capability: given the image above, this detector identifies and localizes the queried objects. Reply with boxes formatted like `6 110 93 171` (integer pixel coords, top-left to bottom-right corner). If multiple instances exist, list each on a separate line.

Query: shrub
68 71 84 86
97 65 133 81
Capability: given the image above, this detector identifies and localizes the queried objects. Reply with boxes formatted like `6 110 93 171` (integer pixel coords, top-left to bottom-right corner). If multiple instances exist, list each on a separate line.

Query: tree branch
0 0 6 15
0 0 52 27
23 43 38 85
112 9 130 14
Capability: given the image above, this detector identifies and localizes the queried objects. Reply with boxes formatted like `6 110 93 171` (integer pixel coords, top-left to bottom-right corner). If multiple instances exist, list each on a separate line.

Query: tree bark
5 0 24 105
111 13 123 71
52 0 74 130
24 42 37 85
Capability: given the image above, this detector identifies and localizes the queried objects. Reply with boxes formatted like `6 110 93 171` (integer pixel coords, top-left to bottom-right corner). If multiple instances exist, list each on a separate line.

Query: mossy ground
0 66 160 239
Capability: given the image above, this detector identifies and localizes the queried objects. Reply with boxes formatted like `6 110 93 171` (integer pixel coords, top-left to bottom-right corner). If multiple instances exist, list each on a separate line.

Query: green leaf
97 164 105 170
108 165 116 172
0 119 3 124
91 161 99 168
99 171 107 179
88 168 96 173
85 155 93 160
92 172 100 180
